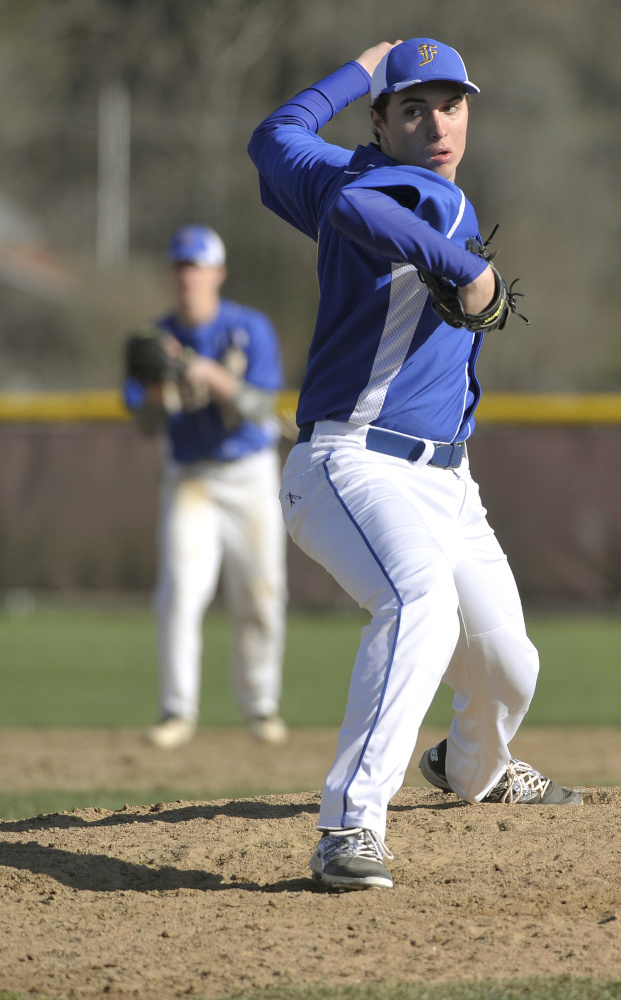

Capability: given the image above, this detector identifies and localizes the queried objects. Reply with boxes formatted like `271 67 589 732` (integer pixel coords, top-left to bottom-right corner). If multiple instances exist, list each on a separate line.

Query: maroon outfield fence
1 392 621 609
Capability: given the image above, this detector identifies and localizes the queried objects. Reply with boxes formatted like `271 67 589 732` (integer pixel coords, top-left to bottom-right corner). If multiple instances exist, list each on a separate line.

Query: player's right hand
355 40 403 77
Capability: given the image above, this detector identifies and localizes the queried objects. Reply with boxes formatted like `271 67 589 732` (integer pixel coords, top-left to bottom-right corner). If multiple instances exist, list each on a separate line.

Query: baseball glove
124 325 191 386
418 225 529 333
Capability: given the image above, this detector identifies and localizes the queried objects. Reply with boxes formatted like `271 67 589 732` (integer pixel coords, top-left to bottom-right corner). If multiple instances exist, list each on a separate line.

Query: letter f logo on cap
418 43 438 66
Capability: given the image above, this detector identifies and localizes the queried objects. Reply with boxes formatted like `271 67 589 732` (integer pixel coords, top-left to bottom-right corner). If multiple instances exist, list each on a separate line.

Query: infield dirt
0 725 620 999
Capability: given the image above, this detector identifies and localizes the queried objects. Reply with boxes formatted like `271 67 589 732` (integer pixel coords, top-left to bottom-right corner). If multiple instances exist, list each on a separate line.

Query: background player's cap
371 38 480 101
167 225 226 267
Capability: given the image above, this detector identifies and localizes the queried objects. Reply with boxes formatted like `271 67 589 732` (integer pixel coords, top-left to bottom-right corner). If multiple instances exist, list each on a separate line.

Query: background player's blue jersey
125 298 283 463
248 61 488 444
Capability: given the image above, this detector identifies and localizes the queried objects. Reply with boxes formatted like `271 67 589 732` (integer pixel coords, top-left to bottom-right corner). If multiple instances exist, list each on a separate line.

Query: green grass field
0 604 619 820
0 605 620 728
2 976 621 1000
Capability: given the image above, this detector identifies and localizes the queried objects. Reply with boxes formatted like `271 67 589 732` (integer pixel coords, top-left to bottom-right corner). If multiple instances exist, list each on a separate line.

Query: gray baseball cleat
483 758 583 804
309 828 394 889
418 738 452 792
419 738 582 804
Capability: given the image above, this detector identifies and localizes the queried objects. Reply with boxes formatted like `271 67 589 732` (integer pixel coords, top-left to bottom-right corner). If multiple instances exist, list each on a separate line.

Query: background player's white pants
156 447 287 722
281 422 539 839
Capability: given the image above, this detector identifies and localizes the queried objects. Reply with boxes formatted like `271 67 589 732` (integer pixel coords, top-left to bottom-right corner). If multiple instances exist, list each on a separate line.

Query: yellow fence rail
1 389 621 425
0 390 129 422
476 393 621 424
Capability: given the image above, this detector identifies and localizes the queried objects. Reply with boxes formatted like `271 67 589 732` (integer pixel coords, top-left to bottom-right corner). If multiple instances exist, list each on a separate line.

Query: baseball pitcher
248 38 581 890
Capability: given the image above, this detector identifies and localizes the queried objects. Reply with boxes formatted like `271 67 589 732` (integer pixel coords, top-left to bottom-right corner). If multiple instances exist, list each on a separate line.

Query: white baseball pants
280 421 539 839
156 447 287 722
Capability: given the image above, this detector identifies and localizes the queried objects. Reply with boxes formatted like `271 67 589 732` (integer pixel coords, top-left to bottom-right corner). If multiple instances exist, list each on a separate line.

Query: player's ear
370 106 388 146
369 107 385 134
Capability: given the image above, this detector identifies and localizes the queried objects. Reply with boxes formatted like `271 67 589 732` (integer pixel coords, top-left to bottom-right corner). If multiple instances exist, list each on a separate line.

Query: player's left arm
329 184 525 331
328 185 487 286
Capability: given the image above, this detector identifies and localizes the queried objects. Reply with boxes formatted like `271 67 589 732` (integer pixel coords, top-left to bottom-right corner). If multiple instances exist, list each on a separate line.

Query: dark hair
371 88 472 143
370 93 391 143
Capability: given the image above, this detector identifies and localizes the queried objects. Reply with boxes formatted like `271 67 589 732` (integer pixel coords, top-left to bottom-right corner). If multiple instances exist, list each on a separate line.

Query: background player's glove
418 226 529 334
124 325 193 387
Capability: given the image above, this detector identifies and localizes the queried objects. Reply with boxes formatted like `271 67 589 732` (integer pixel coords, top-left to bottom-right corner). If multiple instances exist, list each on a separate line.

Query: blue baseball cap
167 225 226 266
371 38 480 101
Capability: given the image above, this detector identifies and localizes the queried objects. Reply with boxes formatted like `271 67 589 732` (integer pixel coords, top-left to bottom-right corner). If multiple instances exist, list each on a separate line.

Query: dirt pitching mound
0 781 620 999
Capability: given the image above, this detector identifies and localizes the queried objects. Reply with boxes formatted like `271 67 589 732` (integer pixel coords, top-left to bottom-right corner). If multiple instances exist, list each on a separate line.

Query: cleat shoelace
490 758 551 803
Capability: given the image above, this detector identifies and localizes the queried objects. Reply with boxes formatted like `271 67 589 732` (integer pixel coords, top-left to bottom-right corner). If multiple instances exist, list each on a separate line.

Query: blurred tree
0 0 618 392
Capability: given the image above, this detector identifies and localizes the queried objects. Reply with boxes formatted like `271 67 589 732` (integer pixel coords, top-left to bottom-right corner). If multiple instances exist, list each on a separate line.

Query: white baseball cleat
247 714 289 745
142 716 197 749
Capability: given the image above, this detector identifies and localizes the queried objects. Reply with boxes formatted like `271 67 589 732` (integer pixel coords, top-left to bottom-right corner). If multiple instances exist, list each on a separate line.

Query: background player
249 38 581 889
125 224 288 749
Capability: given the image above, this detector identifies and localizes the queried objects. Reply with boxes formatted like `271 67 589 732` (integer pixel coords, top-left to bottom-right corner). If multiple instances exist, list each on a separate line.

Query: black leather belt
296 423 465 469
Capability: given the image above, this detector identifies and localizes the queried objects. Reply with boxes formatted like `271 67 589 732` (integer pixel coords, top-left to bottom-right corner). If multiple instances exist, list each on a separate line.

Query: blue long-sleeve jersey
248 60 489 444
124 299 283 463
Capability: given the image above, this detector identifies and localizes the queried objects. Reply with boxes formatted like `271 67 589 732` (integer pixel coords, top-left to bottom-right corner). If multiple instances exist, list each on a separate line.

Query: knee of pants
512 635 540 706
473 629 540 710
372 557 458 618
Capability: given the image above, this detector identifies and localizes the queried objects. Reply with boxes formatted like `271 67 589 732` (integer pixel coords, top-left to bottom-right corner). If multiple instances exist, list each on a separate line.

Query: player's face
370 81 468 182
172 262 226 308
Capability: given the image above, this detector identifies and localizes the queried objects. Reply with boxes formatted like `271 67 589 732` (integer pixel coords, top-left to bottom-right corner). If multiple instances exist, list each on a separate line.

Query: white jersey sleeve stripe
446 189 466 239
